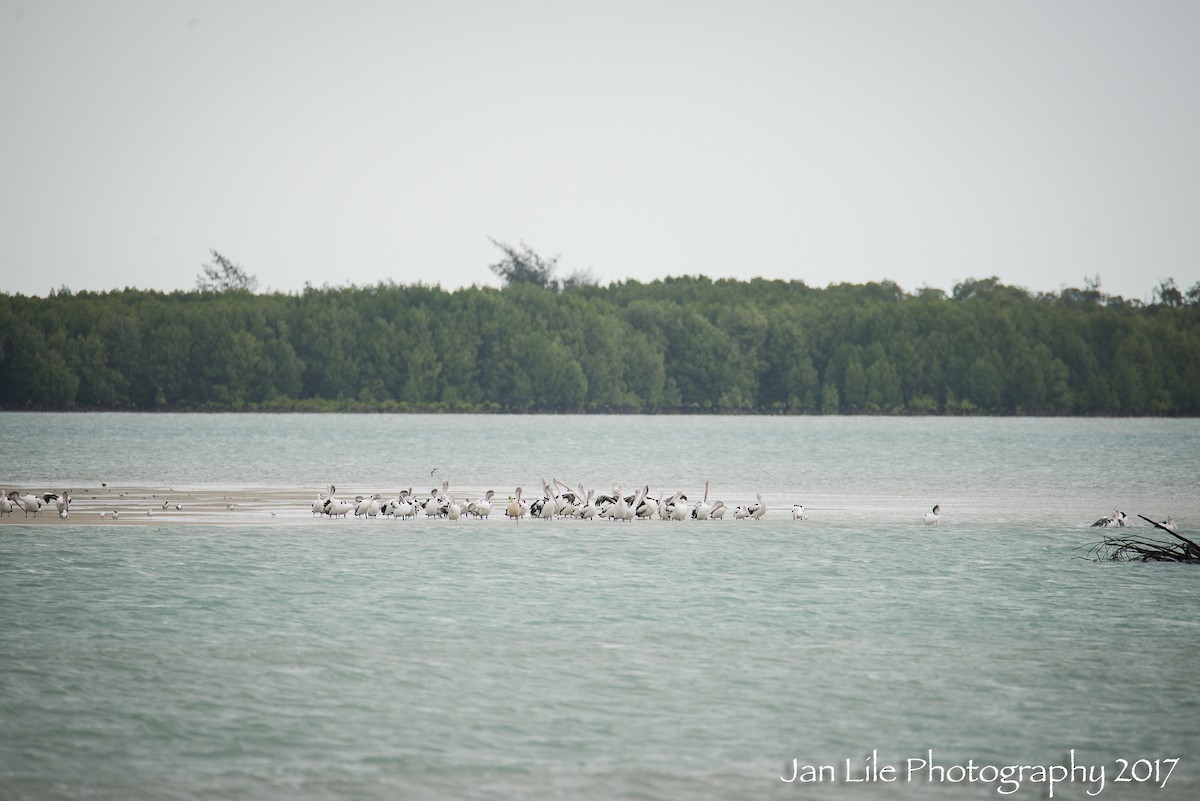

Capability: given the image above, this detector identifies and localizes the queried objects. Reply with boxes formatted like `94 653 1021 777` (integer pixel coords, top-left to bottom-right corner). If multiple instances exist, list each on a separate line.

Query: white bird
355 494 381 518
1157 515 1178 532
1090 509 1125 528
1 493 13 517
11 491 42 517
424 487 442 517
472 490 495 519
112 510 119 520
577 488 597 520
924 504 941 525
668 491 689 521
312 485 335 516
323 491 353 517
392 492 417 520
56 490 71 517
710 500 728 520
611 486 637 522
552 478 577 516
732 505 748 520
692 481 713 520
748 493 767 520
791 504 806 520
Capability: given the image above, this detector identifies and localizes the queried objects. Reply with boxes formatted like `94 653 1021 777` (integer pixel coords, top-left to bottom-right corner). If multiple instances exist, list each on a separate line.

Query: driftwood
1088 515 1200 563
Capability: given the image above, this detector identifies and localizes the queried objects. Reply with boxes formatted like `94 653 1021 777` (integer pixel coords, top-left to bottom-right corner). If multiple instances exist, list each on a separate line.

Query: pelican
1090 509 1125 528
732 505 748 520
323 489 353 517
748 493 767 520
424 487 442 517
552 478 577 516
1158 515 1178 531
710 500 728 520
472 490 495 519
610 486 635 522
692 481 713 520
313 485 334 516
506 488 525 520
640 488 664 520
577 488 597 519
0 493 12 517
111 510 119 520
11 491 42 517
392 492 417 519
534 479 556 520
791 504 806 521
924 504 941 525
667 491 688 521
355 494 381 518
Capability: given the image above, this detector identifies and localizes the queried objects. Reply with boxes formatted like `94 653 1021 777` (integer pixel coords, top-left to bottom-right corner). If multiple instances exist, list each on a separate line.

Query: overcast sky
3 1 1198 301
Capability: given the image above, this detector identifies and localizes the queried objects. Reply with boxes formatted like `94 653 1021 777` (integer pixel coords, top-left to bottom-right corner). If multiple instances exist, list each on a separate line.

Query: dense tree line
2 275 1198 414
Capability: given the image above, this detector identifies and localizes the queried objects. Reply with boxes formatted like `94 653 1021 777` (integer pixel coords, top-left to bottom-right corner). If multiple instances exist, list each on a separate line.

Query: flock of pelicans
2 488 1177 532
309 480 947 524
2 490 72 519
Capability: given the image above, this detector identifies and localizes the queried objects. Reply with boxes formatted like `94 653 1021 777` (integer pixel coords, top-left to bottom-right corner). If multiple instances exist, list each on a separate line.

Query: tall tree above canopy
485 238 601 291
197 250 259 293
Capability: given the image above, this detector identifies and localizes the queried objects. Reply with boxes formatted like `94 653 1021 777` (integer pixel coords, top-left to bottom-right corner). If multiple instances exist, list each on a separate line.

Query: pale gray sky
3 1 1198 300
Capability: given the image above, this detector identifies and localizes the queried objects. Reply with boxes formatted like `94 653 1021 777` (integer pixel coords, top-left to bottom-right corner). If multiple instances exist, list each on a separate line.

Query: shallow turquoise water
2 414 1199 799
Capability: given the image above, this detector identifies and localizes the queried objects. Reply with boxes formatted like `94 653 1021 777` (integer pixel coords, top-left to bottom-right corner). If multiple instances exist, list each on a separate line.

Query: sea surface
2 413 1199 800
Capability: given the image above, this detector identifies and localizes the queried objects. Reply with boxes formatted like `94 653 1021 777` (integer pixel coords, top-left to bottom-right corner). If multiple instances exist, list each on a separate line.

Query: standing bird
506 488 525 520
11 491 42 517
748 493 768 520
472 490 495 519
0 493 13 517
57 490 70 520
791 504 806 521
924 504 941 525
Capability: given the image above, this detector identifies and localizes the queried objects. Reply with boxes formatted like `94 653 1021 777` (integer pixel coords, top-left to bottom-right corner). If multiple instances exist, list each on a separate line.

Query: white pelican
56 490 70 519
709 500 728 520
791 504 806 521
1158 515 1178 531
424 487 442 517
506 488 525 520
11 491 42 517
578 488 597 520
355 494 381 518
924 504 941 525
323 491 353 517
392 493 417 520
1 493 13 517
552 478 577 516
313 485 334 516
692 481 712 520
667 491 688 521
732 505 748 520
534 480 556 520
748 494 767 520
1090 509 1125 528
610 486 635 522
640 488 663 520
111 510 119 520
473 490 495 519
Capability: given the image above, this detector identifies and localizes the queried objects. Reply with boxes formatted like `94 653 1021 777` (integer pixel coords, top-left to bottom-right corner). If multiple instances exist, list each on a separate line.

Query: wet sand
2 486 320 525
